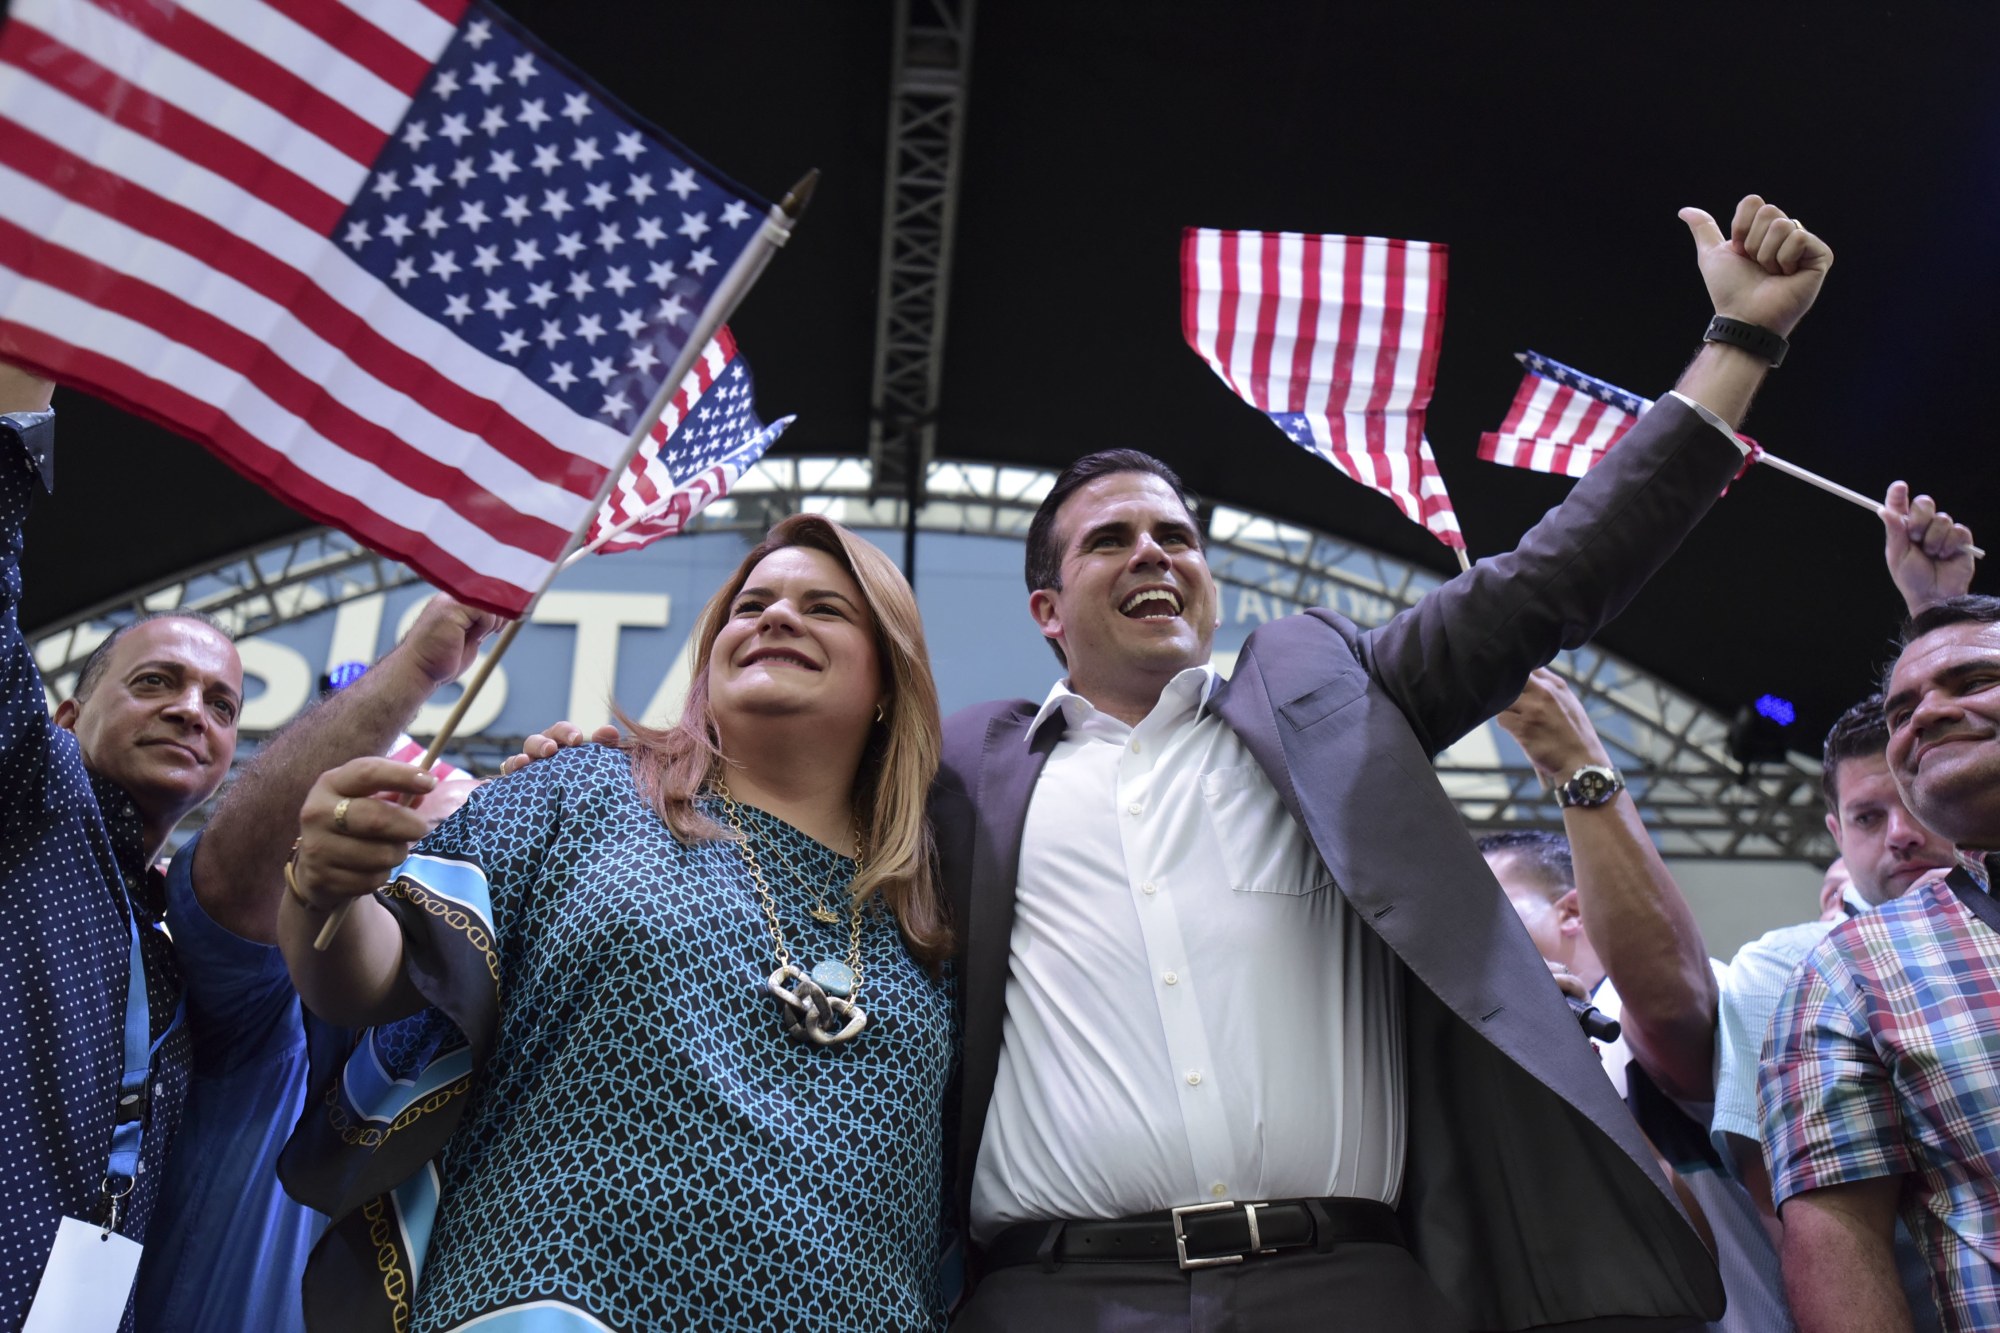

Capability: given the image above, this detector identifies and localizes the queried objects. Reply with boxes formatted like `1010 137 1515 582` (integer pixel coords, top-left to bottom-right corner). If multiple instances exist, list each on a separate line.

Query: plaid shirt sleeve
1758 933 1916 1208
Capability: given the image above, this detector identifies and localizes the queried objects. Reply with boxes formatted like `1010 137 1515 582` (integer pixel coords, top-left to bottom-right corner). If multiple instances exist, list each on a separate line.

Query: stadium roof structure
34 455 1834 862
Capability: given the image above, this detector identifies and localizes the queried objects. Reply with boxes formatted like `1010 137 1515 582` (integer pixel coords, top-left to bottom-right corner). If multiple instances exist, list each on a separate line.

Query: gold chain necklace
714 782 868 1047
763 837 847 925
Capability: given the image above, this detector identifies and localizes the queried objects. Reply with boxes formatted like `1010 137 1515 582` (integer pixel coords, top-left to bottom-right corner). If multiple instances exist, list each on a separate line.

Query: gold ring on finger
333 797 352 836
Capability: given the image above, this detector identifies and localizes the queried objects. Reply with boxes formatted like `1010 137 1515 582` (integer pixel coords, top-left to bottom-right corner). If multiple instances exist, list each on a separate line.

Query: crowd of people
2 191 1995 1333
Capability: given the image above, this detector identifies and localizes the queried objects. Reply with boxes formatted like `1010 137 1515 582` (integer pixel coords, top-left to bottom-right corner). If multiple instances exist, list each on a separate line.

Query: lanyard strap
106 916 153 1183
105 897 184 1207
1947 867 2000 937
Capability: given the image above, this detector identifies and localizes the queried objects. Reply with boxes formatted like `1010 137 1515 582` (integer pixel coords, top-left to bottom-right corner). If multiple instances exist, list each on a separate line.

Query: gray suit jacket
932 396 1737 1330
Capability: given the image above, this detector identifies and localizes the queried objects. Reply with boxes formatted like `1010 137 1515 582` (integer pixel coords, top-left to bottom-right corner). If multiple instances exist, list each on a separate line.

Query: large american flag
588 327 791 555
1180 228 1462 549
0 0 776 616
1477 351 1652 477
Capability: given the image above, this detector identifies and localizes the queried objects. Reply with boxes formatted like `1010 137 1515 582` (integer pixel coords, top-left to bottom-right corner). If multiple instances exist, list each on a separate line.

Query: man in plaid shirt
1761 593 2000 1333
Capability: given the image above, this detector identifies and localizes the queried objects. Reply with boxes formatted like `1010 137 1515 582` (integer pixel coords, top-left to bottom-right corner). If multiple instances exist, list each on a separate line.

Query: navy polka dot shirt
0 427 190 1333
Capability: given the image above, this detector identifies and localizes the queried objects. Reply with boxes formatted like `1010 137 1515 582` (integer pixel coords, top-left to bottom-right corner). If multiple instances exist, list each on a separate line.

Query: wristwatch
1555 764 1624 809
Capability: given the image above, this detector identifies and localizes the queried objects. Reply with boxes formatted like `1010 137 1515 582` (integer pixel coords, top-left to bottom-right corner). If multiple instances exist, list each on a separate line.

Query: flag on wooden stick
585 327 791 556
1181 227 1462 550
1478 351 1655 477
0 0 781 615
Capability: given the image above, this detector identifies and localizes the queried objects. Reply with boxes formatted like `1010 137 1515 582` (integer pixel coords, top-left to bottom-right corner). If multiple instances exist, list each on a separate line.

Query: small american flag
1477 351 1652 477
1181 227 1462 549
1481 351 1763 492
0 0 773 616
587 327 791 555
388 732 469 781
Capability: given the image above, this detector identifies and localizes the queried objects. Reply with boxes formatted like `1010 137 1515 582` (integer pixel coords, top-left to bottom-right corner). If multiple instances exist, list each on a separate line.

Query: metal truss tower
866 0 975 564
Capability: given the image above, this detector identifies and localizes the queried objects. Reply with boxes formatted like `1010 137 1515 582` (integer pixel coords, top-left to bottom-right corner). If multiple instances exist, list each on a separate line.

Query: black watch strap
1703 315 1788 368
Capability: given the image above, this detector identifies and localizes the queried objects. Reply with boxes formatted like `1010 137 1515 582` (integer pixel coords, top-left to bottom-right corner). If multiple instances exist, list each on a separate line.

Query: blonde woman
277 515 955 1333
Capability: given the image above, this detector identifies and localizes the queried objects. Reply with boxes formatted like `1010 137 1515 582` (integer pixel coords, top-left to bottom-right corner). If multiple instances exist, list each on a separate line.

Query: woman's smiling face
708 544 883 734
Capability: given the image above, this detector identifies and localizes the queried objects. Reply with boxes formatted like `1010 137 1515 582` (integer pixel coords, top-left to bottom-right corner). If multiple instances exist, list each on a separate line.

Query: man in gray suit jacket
934 195 1834 1330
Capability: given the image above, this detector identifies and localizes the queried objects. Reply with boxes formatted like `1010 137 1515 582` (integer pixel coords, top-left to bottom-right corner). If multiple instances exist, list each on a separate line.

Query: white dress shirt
970 666 1406 1239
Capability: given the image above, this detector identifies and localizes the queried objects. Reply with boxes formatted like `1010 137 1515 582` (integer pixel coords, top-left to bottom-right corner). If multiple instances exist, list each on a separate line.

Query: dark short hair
1477 829 1575 899
1022 449 1202 665
1821 694 1889 816
74 610 233 700
1882 594 2000 699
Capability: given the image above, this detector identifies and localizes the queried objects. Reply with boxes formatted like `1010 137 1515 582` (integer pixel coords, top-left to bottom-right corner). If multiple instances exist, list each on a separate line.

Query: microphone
1567 994 1621 1043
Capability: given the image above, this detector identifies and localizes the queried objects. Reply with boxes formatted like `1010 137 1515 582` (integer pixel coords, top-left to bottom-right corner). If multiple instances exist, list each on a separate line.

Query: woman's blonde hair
620 514 951 966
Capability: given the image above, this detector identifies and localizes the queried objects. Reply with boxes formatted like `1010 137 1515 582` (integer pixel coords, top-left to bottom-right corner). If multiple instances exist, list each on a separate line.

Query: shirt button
1163 971 1179 985
1141 882 1158 895
1211 1183 1228 1198
1127 802 1142 815
1130 740 1142 753
1185 1070 1203 1086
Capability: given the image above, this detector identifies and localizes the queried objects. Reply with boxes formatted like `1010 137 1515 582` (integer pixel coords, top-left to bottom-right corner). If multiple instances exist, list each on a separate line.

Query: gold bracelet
283 856 332 916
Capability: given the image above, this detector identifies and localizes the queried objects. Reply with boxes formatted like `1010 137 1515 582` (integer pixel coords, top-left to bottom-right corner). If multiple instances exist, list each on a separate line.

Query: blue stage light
323 660 369 692
1754 694 1796 727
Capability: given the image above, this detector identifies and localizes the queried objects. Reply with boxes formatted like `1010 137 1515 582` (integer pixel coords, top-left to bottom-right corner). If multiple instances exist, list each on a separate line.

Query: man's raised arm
189 594 498 944
1672 195 1833 426
0 361 53 416
1498 668 1718 1101
1358 193 1833 757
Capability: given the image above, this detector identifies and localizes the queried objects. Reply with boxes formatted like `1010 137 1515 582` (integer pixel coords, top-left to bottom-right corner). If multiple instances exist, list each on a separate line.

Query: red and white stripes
0 0 629 615
1477 373 1641 478
1181 227 1461 548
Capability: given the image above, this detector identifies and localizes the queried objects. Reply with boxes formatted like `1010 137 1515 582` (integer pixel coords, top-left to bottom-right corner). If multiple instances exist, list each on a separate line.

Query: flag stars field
0 0 783 615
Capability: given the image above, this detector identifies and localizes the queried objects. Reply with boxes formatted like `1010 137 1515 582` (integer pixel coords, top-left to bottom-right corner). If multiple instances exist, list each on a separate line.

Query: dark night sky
19 1 1998 747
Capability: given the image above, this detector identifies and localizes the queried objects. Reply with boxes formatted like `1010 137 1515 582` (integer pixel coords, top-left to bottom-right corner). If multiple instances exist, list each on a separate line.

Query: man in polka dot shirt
0 362 242 1332
0 360 504 1333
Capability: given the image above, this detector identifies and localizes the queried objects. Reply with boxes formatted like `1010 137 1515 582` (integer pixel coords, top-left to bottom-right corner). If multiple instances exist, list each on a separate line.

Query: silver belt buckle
1171 1199 1245 1270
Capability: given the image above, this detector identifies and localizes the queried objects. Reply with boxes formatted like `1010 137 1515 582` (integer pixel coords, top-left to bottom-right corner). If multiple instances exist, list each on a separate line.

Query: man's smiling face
54 616 242 839
1029 471 1220 709
1885 618 2000 848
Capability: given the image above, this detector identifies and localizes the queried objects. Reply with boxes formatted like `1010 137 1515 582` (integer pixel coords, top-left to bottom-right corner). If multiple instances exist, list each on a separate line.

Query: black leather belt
981 1197 1404 1273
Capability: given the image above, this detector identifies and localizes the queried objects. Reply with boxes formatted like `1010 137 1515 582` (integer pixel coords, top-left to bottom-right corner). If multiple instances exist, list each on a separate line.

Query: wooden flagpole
314 170 820 950
1755 450 1985 560
1506 353 1984 560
